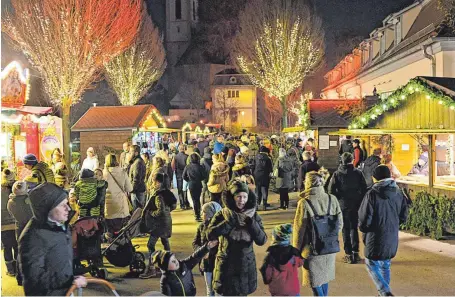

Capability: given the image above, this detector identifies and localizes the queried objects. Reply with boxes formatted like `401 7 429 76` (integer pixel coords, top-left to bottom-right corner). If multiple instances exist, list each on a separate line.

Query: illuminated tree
2 0 142 163
232 0 324 127
105 10 166 106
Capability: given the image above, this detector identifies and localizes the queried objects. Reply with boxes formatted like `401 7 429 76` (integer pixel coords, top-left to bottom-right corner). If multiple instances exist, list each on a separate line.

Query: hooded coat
358 179 409 260
103 166 133 219
207 191 267 296
1 180 16 231
274 156 294 189
232 162 251 179
144 189 176 238
362 155 381 187
298 160 321 191
32 162 55 185
18 183 73 296
254 152 273 186
8 192 34 237
183 162 207 189
328 164 368 211
293 186 343 288
207 161 230 194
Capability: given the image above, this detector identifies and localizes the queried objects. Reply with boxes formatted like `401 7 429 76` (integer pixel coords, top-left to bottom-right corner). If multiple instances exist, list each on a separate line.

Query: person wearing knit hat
193 201 222 295
213 141 225 155
1 168 17 277
151 242 217 296
18 183 87 295
259 223 303 296
207 154 230 205
23 154 55 185
359 165 409 296
7 181 33 285
232 154 251 181
408 151 429 176
240 145 249 156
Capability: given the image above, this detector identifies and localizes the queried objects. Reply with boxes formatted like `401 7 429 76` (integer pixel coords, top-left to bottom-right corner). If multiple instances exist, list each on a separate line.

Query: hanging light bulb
400 95 405 100
426 94 431 99
438 100 443 105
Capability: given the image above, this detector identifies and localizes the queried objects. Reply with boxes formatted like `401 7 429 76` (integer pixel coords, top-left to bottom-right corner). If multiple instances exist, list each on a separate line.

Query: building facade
322 0 455 99
211 69 258 129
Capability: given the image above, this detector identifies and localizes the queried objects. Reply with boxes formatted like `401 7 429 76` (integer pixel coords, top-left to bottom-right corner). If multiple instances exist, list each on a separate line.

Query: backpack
305 195 340 256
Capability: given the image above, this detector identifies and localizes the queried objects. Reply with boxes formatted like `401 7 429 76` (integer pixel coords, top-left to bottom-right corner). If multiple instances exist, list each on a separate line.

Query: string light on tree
105 8 166 106
232 0 324 128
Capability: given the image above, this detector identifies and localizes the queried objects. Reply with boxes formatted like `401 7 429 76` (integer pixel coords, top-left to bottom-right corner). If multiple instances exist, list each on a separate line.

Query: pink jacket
264 255 304 296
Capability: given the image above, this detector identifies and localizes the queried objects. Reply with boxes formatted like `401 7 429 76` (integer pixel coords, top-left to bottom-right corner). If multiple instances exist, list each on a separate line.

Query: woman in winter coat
207 154 230 205
103 154 133 237
183 153 207 221
207 181 267 296
293 171 343 296
148 156 169 191
140 172 177 279
287 147 301 192
1 169 18 277
274 148 294 210
232 154 251 179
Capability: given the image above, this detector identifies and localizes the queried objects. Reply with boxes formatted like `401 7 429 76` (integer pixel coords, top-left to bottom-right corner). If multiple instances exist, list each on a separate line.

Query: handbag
107 170 133 213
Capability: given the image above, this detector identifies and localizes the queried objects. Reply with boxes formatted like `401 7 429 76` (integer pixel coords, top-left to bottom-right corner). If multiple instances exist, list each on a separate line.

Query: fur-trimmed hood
223 189 257 211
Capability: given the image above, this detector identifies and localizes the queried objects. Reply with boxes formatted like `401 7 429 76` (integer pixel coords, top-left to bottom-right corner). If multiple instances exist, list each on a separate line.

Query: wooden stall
330 77 455 198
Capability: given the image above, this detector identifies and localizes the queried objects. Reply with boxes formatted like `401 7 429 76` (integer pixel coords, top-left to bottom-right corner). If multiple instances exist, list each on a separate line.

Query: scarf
222 208 255 242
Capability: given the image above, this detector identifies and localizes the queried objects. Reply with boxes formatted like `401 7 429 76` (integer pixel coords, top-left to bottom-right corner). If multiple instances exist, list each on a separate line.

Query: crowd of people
0 131 411 296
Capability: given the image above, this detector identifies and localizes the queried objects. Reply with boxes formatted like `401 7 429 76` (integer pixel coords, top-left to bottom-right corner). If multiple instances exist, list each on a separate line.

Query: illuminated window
236 90 239 98
175 0 182 20
393 135 429 186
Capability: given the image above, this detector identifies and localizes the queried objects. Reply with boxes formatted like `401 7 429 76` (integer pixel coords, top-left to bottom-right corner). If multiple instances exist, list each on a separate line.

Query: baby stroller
72 216 107 279
102 208 146 276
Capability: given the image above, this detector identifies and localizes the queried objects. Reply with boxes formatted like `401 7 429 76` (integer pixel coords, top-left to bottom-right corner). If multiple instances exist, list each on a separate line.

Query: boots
5 260 16 277
139 265 157 279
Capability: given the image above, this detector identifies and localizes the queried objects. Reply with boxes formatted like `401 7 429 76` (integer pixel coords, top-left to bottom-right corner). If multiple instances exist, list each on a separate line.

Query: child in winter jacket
192 201 222 296
74 169 102 217
260 223 304 296
152 241 218 296
68 189 80 225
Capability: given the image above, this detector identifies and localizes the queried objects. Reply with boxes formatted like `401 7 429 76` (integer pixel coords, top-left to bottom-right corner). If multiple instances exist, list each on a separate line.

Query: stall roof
72 105 153 132
309 98 378 128
2 106 52 114
329 128 455 136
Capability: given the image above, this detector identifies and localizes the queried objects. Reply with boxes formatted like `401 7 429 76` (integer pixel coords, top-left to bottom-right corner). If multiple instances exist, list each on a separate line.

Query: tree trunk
62 98 72 166
281 95 288 128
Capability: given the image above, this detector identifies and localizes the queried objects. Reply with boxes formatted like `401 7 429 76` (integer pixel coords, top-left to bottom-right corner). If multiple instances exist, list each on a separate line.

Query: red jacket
261 246 304 296
353 147 361 167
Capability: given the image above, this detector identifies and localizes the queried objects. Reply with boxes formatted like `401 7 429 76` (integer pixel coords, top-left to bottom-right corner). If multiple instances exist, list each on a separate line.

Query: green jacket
75 178 105 217
32 162 55 184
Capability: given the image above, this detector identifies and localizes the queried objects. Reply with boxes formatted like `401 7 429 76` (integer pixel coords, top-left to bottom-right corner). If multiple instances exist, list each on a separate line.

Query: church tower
165 0 198 66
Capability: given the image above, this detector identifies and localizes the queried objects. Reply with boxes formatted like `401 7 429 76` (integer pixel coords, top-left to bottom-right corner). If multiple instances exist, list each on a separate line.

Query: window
236 90 239 98
227 90 239 98
176 25 180 33
395 19 402 45
175 0 182 20
434 134 455 188
227 90 232 98
393 135 430 186
229 76 237 84
192 1 197 21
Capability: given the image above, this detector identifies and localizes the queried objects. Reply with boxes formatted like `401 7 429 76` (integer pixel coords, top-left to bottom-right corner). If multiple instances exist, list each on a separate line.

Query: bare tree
213 89 239 129
232 0 324 128
438 0 455 32
2 0 141 163
179 74 208 119
105 9 166 106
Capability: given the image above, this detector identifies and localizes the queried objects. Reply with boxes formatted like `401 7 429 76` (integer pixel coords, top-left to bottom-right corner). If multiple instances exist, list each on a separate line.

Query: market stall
1 61 62 178
330 76 455 197
181 122 219 143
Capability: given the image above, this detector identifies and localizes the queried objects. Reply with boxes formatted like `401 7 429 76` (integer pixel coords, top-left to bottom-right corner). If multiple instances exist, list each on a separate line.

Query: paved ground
2 191 455 296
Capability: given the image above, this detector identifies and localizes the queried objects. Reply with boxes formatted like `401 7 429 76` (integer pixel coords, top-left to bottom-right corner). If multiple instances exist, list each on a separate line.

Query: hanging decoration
349 78 455 130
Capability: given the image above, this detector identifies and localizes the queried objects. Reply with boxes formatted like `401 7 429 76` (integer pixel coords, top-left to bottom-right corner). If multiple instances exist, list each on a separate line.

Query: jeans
1 230 18 263
189 186 202 219
147 235 170 265
341 209 360 254
365 258 392 295
279 188 289 208
176 176 188 208
256 185 269 205
131 192 145 209
204 271 214 296
312 283 329 296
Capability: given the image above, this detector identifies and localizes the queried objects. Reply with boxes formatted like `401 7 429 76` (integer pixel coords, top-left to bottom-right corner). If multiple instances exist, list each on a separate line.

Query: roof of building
71 105 154 131
419 76 455 97
212 69 253 86
309 98 379 128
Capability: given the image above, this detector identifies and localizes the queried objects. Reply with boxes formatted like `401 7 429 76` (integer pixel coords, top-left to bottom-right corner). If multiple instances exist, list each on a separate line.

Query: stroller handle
66 278 119 296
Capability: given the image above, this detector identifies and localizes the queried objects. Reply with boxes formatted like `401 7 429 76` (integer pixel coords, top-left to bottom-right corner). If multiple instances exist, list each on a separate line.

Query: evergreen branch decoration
349 78 455 130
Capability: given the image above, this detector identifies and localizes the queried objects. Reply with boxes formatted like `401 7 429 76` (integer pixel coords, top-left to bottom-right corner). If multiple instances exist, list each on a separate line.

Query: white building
322 0 455 99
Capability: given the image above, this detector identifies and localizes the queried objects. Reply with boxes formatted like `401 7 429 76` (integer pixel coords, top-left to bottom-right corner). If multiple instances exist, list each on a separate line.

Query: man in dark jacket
172 145 189 209
363 148 382 187
129 145 146 209
183 154 208 221
254 146 273 210
200 147 213 204
328 152 367 264
359 165 408 297
339 136 353 155
18 183 86 296
298 151 320 192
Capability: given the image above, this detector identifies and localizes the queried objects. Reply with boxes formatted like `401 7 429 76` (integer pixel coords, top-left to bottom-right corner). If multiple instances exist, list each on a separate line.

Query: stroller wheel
135 252 145 262
90 267 108 279
130 259 146 275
